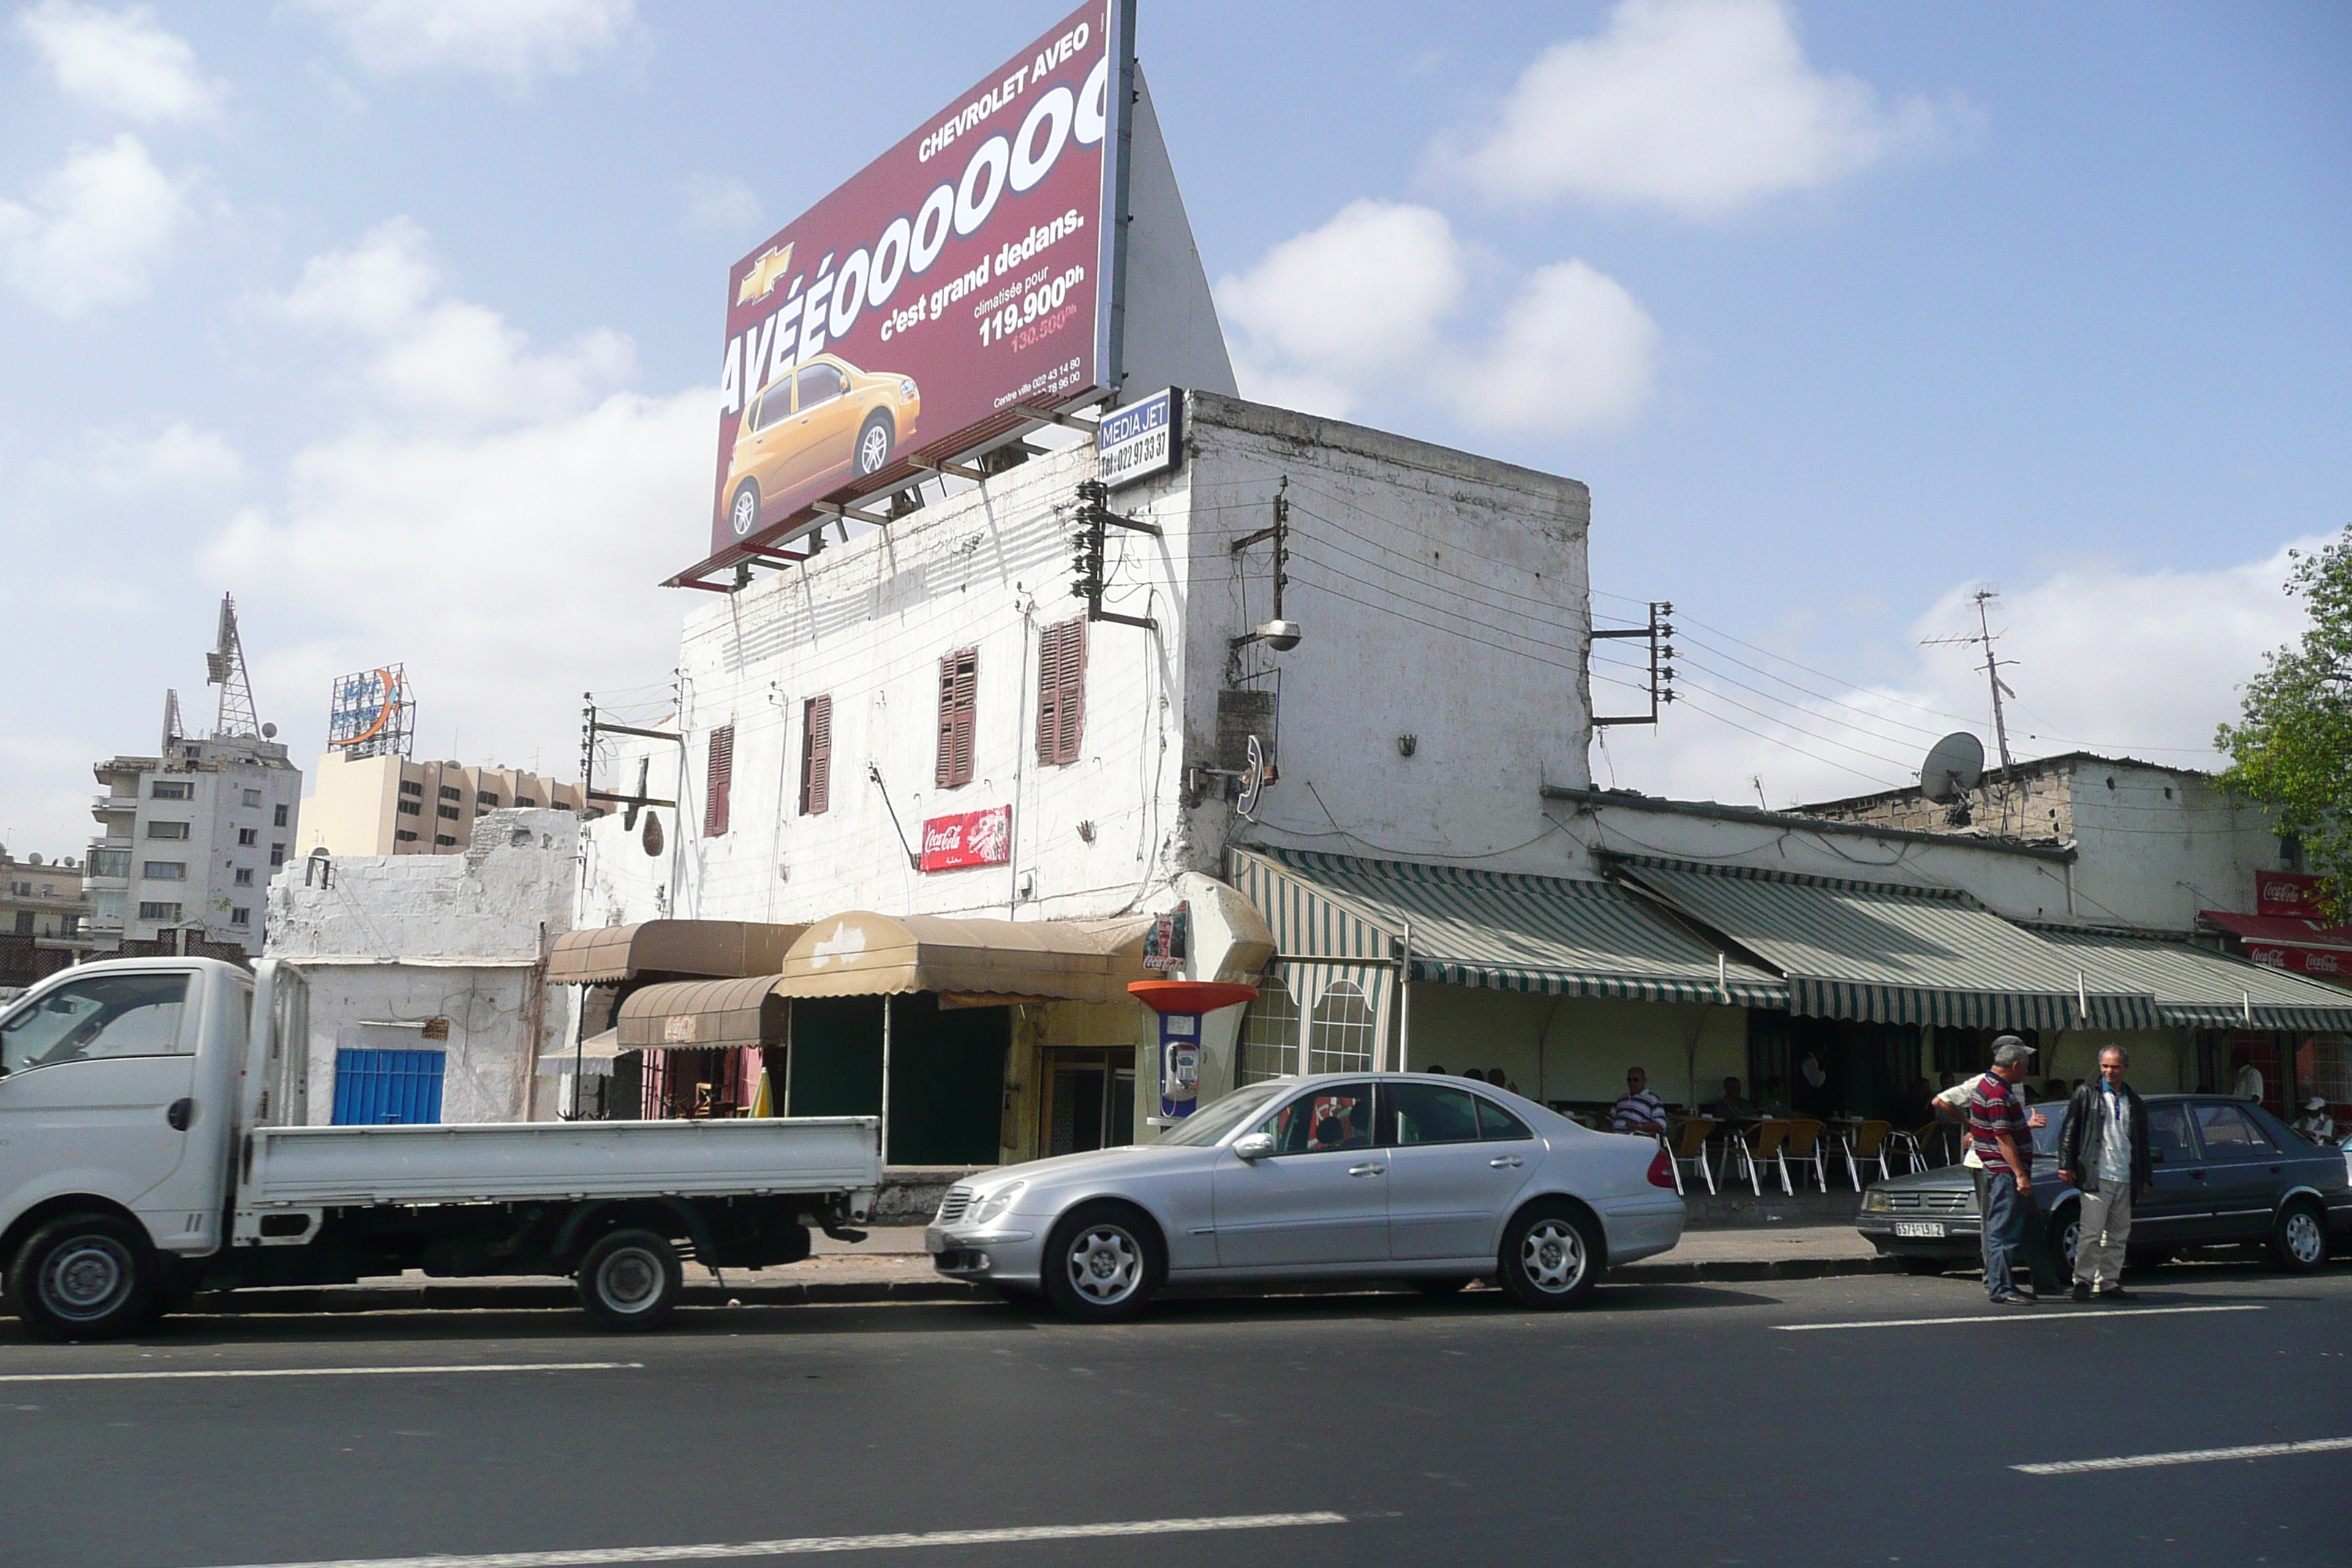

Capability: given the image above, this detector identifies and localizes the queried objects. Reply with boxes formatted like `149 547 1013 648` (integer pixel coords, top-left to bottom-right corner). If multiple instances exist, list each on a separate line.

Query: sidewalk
181 1224 1896 1318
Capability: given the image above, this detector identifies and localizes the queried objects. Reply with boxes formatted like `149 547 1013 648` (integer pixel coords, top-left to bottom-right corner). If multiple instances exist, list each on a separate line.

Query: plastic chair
1722 1119 1793 1196
1778 1118 1829 1192
1663 1117 1718 1196
1836 1120 1895 1189
1889 1121 1940 1173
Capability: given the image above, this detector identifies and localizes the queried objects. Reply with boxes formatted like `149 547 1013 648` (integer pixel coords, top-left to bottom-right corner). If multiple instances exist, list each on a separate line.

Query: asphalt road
3 1262 2348 1568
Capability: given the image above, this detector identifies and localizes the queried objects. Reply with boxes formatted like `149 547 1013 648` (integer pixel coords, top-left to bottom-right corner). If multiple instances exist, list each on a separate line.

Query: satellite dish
1237 734 1265 819
1921 731 1986 802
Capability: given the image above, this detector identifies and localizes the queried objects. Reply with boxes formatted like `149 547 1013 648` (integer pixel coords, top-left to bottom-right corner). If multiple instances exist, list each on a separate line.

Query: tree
2217 526 2352 921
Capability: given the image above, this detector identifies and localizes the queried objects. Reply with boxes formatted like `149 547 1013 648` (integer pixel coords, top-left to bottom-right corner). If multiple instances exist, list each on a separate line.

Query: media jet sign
698 1 1131 574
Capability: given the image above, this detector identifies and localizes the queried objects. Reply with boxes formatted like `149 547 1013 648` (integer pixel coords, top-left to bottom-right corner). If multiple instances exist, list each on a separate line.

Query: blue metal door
331 1047 445 1125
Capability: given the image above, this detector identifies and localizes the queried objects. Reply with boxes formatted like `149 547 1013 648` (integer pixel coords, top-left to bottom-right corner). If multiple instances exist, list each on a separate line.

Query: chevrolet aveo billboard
688 1 1132 578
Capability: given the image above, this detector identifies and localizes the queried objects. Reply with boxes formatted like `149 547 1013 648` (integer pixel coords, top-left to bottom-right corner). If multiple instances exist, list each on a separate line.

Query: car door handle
166 1098 193 1131
1347 1163 1385 1177
1490 1156 1524 1169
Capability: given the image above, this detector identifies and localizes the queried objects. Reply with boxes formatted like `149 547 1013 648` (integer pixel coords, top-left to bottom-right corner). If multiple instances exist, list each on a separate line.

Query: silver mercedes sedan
924 1072 1684 1322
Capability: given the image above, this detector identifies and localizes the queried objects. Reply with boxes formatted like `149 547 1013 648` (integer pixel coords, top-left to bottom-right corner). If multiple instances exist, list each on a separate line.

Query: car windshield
1158 1082 1287 1147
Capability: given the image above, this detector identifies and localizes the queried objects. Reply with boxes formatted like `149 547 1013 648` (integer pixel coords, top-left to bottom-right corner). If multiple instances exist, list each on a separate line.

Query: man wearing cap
2293 1096 2336 1142
1934 1037 2049 1289
1966 1038 2041 1304
2058 1045 2152 1300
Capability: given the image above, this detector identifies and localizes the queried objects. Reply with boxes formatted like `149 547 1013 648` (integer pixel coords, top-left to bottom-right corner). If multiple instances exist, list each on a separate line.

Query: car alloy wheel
856 415 892 475
1518 1218 1588 1296
2275 1203 2327 1272
1065 1224 1143 1306
729 480 760 537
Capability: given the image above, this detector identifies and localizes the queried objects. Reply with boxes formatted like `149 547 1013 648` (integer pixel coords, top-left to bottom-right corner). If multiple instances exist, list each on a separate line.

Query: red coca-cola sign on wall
2257 872 2326 919
920 804 1012 872
2246 943 2347 981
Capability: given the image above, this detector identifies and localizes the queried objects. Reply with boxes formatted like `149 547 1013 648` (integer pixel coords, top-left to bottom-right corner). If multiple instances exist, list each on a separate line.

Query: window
269 843 285 867
796 361 847 409
439 786 461 802
230 907 250 927
241 788 263 807
89 850 130 878
1237 974 1300 1084
437 804 460 821
800 696 833 815
11 911 30 935
399 780 423 796
137 901 183 922
151 780 191 800
141 861 186 881
274 804 289 826
704 724 736 837
1307 981 1376 1074
1036 616 1086 765
1477 1097 1534 1142
394 829 419 843
751 381 792 431
233 868 253 886
146 821 190 840
2193 1102 2277 1159
477 792 500 808
2146 1103 2196 1164
434 834 458 847
935 648 978 788
237 827 259 846
514 796 537 808
0 972 190 1071
1254 1083 1376 1154
1382 1081 1483 1145
398 799 423 816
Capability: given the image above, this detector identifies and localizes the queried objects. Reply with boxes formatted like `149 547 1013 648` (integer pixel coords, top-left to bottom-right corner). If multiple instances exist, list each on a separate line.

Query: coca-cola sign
920 804 1012 872
2256 872 2325 919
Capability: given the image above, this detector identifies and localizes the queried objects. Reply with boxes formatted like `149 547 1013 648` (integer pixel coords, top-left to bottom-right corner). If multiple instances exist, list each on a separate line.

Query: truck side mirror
1233 1132 1275 1161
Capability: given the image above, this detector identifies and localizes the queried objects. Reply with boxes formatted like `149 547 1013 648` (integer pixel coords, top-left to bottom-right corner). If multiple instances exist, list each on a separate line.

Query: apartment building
299 750 587 858
86 734 303 957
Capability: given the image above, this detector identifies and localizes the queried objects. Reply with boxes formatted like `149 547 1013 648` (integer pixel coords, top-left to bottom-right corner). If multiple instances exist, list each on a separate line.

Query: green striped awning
1608 856 2160 1032
2028 924 2352 1032
1230 847 1787 1008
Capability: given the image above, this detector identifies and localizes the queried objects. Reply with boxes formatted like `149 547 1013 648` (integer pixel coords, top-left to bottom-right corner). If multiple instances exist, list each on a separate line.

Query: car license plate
1893 1221 1947 1238
924 1230 947 1254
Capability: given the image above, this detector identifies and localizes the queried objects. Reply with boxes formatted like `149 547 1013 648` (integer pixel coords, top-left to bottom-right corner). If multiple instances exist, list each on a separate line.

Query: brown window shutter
1038 617 1085 765
800 695 832 815
937 649 977 789
704 724 735 838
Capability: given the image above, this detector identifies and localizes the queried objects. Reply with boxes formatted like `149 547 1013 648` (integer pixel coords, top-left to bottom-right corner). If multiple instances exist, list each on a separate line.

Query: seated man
1610 1068 1669 1134
1706 1077 1757 1118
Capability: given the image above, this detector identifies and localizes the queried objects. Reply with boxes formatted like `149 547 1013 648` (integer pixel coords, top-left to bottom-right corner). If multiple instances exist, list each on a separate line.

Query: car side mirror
1233 1132 1275 1161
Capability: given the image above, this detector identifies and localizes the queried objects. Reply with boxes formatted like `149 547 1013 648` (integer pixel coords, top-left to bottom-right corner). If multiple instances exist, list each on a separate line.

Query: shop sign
2247 943 2348 981
920 804 1012 872
2257 872 2326 919
1097 386 1179 489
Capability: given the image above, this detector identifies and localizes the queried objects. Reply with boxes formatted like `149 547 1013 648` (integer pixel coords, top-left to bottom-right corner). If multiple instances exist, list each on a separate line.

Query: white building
86 725 302 958
266 809 578 1124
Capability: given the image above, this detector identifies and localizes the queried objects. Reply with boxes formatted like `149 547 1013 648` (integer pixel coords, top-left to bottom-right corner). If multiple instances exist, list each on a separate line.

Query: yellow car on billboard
723 355 920 539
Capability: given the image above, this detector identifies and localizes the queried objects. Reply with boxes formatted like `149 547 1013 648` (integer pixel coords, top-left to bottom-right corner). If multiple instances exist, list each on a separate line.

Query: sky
1 0 2347 858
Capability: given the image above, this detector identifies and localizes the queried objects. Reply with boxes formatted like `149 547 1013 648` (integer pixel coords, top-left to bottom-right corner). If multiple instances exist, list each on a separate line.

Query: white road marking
193 1512 1349 1568
2016 1436 2352 1475
0 1362 638 1384
1774 1303 2265 1332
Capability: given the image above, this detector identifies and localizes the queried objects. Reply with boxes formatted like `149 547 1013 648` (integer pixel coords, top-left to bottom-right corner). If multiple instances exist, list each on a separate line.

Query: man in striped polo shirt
1967 1039 2040 1305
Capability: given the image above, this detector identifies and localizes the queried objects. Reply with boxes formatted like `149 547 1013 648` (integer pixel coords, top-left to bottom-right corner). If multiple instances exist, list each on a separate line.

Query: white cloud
14 1 227 124
1218 200 1657 432
679 173 761 235
300 0 635 83
1594 543 2320 809
1449 0 1969 220
0 133 192 314
88 421 244 494
267 217 634 427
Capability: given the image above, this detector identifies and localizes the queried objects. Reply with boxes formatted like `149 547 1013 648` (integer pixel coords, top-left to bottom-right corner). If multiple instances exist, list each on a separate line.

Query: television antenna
1921 589 2019 830
205 593 262 739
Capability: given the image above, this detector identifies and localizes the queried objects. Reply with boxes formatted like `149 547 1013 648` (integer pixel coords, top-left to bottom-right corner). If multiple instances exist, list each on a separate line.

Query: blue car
1857 1093 2352 1275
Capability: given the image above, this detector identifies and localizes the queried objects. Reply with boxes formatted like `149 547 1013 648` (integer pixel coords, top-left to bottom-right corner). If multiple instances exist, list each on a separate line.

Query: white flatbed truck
0 957 882 1340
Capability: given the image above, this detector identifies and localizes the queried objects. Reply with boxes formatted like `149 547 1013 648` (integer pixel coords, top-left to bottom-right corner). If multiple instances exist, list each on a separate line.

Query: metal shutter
704 724 735 837
936 649 977 788
800 695 832 815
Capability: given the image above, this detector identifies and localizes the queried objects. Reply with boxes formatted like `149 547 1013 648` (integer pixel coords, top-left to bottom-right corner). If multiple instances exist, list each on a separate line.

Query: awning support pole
1397 919 1413 1073
880 996 894 1165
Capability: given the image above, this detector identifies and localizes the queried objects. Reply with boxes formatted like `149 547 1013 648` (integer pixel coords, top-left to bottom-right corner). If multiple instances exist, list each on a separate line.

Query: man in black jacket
2057 1046 2154 1300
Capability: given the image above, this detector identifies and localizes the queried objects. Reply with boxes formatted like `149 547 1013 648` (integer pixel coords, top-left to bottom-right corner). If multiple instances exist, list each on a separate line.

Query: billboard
688 1 1133 580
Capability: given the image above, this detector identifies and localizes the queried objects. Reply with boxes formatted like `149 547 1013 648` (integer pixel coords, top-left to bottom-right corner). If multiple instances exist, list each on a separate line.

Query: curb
181 1254 1901 1316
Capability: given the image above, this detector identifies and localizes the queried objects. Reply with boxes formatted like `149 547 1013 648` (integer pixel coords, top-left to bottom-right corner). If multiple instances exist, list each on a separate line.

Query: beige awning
773 911 1156 1003
546 921 808 986
616 976 792 1049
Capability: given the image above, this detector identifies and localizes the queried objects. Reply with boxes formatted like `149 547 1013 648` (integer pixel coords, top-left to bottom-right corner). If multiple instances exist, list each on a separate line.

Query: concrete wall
267 808 578 1124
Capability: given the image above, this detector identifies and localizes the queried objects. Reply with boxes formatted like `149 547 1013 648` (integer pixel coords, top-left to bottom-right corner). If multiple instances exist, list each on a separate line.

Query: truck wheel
576 1228 682 1331
1497 1202 1604 1310
2268 1199 2329 1275
6 1215 157 1342
1041 1202 1163 1323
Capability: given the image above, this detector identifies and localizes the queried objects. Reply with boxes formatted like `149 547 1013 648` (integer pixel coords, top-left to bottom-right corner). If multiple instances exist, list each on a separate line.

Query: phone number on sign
979 263 1086 348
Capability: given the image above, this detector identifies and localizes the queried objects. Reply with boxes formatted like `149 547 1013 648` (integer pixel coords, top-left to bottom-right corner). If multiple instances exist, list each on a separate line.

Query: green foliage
2217 527 2352 920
